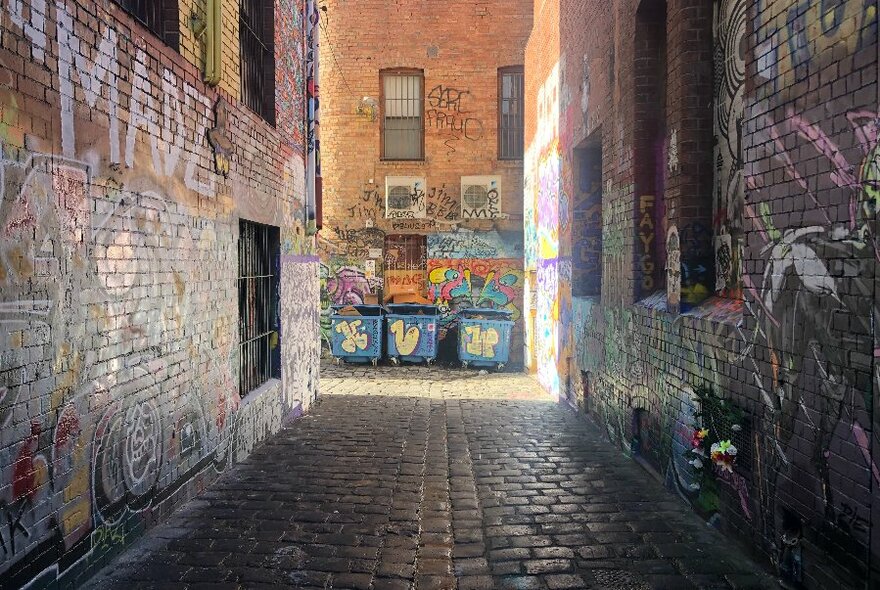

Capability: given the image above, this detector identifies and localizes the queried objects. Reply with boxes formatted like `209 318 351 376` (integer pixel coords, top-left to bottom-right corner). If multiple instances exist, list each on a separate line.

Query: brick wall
318 0 533 367
0 1 318 588
527 0 878 587
178 0 242 100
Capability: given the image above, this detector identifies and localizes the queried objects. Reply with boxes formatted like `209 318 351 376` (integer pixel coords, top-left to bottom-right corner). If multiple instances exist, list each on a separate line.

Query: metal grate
387 186 412 210
240 0 275 124
499 67 524 160
463 185 489 210
383 72 423 160
238 220 280 397
115 0 179 49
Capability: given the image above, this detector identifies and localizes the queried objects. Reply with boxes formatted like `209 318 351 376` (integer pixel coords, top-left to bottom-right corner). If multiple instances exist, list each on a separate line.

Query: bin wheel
333 357 341 365
496 363 506 372
426 358 435 366
462 361 469 369
390 357 400 366
371 358 379 367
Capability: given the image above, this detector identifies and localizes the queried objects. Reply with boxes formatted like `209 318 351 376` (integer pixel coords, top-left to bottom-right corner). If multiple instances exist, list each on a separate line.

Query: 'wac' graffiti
427 259 524 321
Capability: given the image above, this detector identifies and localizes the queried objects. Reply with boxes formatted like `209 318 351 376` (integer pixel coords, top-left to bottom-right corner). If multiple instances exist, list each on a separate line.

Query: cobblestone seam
447 400 493 590
413 402 455 589
369 399 423 590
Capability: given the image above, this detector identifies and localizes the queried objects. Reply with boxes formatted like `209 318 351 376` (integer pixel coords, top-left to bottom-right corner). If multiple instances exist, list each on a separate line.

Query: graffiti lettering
464 325 500 358
638 194 656 292
424 84 483 154
335 320 369 353
390 319 421 356
427 85 470 111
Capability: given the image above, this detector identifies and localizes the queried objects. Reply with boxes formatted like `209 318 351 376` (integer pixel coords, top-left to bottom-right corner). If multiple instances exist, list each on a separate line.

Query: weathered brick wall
0 1 318 588
318 0 532 367
527 0 878 587
178 0 242 100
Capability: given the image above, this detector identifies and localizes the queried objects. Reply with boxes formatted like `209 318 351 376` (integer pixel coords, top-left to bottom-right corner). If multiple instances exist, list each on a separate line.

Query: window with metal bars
239 0 276 125
498 67 524 160
114 0 179 50
238 220 280 397
382 70 424 160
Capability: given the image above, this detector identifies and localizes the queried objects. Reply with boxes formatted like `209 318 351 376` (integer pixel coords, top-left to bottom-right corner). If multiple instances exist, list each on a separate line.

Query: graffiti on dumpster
335 320 370 353
463 325 500 358
389 319 436 356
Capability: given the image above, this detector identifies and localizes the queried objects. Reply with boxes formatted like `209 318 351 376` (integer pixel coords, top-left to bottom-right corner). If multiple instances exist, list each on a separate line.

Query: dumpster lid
458 308 514 320
331 304 386 316
385 303 441 316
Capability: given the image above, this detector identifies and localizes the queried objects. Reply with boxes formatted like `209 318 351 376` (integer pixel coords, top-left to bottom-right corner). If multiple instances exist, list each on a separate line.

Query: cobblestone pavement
86 363 777 590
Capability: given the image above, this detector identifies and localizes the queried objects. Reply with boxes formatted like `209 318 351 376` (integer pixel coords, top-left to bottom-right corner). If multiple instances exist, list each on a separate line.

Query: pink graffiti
716 466 752 521
327 267 370 305
850 420 880 487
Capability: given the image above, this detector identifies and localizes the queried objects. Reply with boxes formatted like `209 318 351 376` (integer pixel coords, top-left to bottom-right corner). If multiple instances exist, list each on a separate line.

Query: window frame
113 0 180 50
497 66 525 161
239 0 277 125
238 219 281 398
380 68 425 161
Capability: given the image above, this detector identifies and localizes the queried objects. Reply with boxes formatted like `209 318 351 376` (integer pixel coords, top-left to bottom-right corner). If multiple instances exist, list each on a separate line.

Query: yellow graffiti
335 320 368 353
390 320 420 356
93 524 125 550
465 325 500 358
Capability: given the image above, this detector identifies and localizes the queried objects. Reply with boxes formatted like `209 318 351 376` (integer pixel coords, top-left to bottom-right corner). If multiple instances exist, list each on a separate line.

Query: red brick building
318 0 533 366
0 0 318 586
525 0 878 587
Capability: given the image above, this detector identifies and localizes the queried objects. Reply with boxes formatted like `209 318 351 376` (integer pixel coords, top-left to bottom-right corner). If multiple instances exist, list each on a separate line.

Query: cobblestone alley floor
86 363 777 590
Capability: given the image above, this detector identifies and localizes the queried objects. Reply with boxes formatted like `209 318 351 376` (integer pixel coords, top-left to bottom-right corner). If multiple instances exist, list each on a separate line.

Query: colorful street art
526 61 567 398
530 1 878 586
427 259 524 321
0 1 317 587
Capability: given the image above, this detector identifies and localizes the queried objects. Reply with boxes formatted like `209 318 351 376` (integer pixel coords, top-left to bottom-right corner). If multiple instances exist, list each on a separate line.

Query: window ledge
379 160 427 166
496 159 524 167
632 292 744 328
240 378 282 405
680 295 743 327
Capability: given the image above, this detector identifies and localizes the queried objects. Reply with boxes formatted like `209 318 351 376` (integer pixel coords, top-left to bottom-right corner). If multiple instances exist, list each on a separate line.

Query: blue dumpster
457 308 514 370
385 304 441 365
330 305 385 365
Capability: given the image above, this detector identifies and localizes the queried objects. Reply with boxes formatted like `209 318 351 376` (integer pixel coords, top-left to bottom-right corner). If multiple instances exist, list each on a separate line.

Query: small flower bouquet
683 385 745 495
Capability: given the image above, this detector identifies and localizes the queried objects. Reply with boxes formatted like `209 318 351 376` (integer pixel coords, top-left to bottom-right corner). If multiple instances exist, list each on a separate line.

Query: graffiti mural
532 0 878 586
276 0 306 154
0 0 316 587
713 0 745 298
427 259 524 321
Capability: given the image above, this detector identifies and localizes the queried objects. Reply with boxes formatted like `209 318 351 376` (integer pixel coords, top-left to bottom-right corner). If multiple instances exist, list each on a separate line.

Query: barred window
114 0 179 50
240 0 276 124
238 220 280 396
498 67 524 160
382 71 424 160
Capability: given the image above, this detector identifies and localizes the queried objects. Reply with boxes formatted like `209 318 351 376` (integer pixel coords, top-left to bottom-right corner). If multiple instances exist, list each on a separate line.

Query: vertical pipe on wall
306 0 322 233
204 0 222 86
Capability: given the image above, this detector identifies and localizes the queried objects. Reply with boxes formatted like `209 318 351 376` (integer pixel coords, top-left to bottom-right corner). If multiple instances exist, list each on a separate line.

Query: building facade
525 0 878 587
0 0 320 587
318 0 533 366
